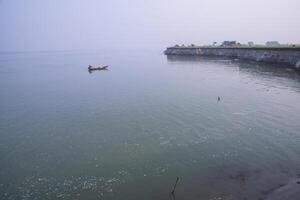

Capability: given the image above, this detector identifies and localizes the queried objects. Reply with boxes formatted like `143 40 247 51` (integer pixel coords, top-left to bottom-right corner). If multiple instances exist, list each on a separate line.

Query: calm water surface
1 50 300 200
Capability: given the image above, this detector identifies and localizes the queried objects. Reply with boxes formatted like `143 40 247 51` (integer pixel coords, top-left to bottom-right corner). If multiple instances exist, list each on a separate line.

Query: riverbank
164 47 300 69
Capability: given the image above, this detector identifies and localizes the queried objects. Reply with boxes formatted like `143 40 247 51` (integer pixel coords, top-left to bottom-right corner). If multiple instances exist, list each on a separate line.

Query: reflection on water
167 55 300 79
167 55 300 92
1 51 300 200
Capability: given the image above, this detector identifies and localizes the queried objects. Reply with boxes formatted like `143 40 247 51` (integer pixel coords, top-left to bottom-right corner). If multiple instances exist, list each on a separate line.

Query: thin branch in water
171 177 180 195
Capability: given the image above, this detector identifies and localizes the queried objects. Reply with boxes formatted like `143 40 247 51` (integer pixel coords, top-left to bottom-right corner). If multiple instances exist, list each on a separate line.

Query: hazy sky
0 0 299 52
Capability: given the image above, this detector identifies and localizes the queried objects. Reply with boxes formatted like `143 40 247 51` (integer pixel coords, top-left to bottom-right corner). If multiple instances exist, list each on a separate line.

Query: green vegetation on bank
171 42 300 49
171 45 300 49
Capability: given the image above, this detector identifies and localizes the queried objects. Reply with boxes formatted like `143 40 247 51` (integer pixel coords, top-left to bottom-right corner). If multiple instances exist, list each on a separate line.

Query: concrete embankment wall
164 47 300 69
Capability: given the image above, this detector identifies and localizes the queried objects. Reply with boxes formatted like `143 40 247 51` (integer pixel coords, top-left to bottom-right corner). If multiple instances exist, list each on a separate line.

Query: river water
1 50 300 200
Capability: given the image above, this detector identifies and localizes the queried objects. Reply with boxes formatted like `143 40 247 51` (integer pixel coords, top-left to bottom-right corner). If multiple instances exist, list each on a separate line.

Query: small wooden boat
88 65 109 71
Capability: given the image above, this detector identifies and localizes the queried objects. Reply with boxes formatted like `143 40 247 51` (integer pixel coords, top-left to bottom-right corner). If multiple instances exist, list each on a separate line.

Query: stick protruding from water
171 177 180 195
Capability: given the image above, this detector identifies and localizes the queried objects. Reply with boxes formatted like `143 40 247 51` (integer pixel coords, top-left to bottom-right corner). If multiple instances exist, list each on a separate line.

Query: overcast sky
0 0 299 52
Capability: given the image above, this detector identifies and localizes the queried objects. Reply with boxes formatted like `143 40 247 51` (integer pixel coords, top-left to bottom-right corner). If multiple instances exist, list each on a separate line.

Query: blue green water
1 50 300 200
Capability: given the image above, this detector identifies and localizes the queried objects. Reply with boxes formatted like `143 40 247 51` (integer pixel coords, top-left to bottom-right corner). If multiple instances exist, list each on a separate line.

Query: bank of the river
164 47 300 69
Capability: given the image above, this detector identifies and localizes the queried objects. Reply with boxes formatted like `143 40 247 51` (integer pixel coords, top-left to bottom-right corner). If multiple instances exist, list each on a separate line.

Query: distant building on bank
221 41 242 47
248 42 254 46
222 41 237 47
266 41 280 46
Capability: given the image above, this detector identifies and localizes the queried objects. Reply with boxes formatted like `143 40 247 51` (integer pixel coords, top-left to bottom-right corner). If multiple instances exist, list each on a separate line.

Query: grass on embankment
170 45 300 49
